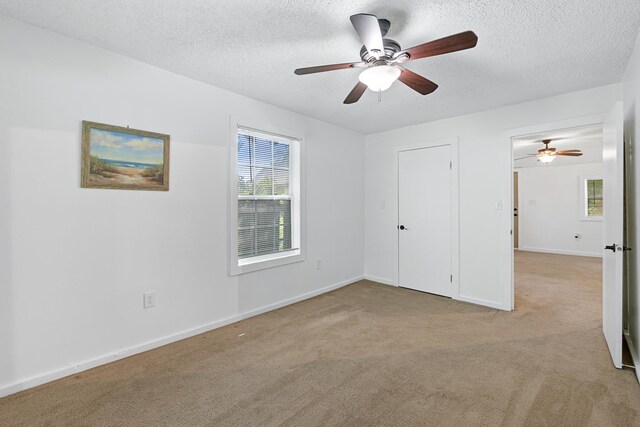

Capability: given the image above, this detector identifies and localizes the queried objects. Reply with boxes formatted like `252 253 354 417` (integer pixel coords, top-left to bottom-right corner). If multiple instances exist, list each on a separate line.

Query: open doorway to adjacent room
509 111 634 371
511 123 606 328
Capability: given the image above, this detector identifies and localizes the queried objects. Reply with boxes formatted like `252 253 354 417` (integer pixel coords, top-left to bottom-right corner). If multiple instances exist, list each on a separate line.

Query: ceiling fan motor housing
360 39 402 62
539 147 556 154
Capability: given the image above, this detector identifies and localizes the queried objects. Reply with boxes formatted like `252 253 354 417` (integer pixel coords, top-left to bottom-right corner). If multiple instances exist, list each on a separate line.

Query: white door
398 145 452 296
602 102 624 369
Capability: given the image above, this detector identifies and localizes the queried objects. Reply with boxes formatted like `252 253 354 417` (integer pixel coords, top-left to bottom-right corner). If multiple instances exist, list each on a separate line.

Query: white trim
518 247 603 258
393 137 460 299
580 217 604 222
236 249 303 273
502 114 606 311
455 295 505 310
364 274 396 286
624 333 640 383
0 275 363 398
228 115 306 276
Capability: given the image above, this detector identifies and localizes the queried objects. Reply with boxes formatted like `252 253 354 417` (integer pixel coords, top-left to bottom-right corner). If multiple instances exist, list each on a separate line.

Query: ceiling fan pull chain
378 90 382 103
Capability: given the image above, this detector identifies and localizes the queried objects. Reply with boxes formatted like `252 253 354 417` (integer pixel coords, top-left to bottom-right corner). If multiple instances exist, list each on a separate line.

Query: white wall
516 163 603 257
623 30 640 377
0 17 365 395
365 85 620 309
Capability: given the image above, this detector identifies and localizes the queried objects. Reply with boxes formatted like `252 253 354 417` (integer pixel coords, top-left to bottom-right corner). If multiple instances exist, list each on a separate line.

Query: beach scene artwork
81 121 169 191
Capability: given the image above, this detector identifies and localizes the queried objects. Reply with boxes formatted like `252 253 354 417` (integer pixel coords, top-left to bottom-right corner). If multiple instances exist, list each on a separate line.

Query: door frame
513 171 519 249
501 114 607 310
394 137 460 299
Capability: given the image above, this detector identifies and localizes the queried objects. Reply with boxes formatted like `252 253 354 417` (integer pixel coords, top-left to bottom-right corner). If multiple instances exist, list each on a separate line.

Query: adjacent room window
229 123 304 275
581 176 603 220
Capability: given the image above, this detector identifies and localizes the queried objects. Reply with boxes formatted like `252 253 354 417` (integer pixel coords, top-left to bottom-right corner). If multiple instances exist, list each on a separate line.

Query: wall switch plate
494 200 503 210
316 260 322 270
143 291 156 309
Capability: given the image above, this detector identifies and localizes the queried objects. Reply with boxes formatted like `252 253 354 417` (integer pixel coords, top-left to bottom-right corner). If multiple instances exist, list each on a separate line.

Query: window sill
230 250 304 276
580 216 603 222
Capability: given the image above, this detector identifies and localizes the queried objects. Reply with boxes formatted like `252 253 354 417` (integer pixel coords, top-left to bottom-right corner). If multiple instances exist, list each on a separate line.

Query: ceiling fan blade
350 14 385 57
294 62 362 75
405 31 478 61
556 149 582 153
397 67 438 95
344 81 368 104
514 156 536 161
556 152 583 157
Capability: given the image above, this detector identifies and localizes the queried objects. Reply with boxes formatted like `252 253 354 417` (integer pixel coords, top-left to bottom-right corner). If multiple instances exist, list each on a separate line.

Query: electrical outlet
143 291 156 309
316 260 322 270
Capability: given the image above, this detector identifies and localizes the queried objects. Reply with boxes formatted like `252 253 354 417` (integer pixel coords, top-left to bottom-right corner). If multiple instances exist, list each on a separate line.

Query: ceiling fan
293 13 478 104
516 139 583 163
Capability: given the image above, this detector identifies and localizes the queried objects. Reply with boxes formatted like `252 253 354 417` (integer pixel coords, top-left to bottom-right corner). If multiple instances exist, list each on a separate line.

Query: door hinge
449 161 452 169
450 274 453 283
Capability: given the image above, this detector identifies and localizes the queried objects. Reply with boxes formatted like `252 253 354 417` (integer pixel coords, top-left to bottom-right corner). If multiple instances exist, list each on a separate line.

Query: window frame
579 175 603 222
228 116 305 276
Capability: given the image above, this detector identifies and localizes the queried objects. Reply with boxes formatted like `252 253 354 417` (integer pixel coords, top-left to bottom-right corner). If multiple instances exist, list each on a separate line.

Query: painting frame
81 121 170 191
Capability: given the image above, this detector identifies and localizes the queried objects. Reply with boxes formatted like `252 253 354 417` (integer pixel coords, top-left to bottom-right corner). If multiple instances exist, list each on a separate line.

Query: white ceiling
513 124 603 168
1 0 639 134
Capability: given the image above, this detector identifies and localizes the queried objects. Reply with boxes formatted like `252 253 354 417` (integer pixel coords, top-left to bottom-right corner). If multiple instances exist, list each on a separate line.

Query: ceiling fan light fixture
538 153 555 163
358 65 401 92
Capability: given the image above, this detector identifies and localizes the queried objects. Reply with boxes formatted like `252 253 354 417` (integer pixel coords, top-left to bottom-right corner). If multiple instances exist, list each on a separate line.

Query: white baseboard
518 247 603 258
363 274 396 286
455 294 506 311
364 276 505 312
624 332 640 383
0 275 363 398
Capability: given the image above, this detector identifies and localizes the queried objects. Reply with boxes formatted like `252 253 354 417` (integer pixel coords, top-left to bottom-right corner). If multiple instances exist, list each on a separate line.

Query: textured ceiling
513 125 602 168
1 0 639 134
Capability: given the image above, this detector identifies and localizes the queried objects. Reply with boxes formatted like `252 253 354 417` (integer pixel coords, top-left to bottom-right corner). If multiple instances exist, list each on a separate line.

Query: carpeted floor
1 251 639 426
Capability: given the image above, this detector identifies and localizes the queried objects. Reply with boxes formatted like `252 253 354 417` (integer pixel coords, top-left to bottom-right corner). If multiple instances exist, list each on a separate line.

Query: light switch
494 200 503 210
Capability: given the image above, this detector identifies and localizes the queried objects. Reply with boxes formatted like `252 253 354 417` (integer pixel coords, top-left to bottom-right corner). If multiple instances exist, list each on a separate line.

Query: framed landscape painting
81 121 170 191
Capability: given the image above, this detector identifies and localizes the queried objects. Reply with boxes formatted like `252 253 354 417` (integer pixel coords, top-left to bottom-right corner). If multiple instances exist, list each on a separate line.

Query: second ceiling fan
516 139 584 163
294 13 478 104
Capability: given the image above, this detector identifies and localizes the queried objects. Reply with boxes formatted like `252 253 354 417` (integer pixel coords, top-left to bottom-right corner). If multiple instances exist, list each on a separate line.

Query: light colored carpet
1 251 638 426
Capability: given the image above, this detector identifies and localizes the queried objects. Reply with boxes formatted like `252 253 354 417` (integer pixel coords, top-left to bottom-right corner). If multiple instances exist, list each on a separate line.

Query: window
229 121 304 275
585 179 603 217
580 176 603 220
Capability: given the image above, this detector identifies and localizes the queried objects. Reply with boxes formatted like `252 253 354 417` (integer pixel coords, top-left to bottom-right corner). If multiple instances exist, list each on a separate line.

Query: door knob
604 244 616 252
398 225 408 230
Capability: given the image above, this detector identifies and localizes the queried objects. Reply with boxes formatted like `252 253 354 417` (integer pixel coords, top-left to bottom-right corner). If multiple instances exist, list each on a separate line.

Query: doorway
506 103 626 370
397 143 457 297
511 123 605 328
513 171 519 249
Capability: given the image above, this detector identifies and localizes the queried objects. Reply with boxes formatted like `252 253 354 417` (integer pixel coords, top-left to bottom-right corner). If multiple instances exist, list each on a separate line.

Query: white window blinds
237 127 298 259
